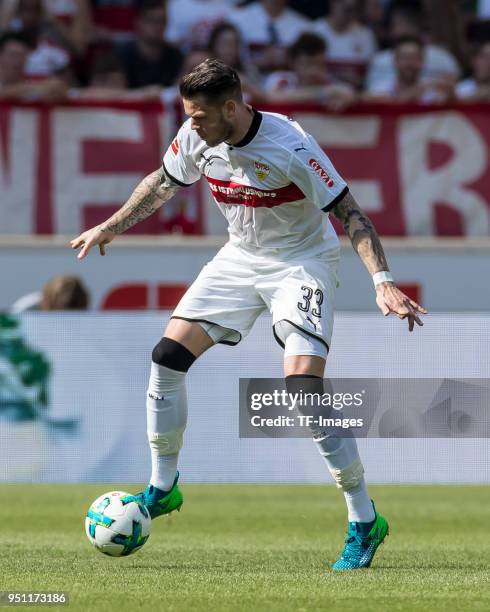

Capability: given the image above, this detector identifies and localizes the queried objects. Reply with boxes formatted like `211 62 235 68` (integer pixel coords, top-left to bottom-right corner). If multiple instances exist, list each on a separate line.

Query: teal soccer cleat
332 502 389 570
135 472 183 519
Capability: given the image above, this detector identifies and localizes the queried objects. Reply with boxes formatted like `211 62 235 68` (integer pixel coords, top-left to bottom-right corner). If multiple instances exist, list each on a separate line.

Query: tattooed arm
332 190 390 275
70 167 180 260
332 191 427 331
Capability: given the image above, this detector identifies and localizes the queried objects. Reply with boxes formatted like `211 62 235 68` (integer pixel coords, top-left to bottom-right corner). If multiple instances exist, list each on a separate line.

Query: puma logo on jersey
308 159 334 188
294 145 307 152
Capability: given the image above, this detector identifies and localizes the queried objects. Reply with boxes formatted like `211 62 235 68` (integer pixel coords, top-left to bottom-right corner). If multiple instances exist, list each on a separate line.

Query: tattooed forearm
100 168 180 235
332 191 389 275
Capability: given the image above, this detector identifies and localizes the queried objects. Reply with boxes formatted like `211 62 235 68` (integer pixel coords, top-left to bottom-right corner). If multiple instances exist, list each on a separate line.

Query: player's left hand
375 282 428 332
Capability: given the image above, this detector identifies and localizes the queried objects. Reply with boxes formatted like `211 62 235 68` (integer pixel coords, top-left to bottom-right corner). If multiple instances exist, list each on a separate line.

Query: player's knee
328 459 364 491
152 337 196 372
148 429 185 455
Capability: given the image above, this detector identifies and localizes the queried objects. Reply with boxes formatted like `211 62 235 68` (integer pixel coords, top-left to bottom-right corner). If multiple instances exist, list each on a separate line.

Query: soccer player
71 59 426 570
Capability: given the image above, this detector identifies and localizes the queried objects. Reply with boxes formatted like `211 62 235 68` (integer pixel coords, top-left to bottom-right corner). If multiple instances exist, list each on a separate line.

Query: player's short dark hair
179 58 242 105
0 30 34 53
289 33 327 59
394 35 424 52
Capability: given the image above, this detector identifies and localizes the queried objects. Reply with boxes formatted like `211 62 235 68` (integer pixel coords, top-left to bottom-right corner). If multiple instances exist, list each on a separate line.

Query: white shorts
172 242 339 353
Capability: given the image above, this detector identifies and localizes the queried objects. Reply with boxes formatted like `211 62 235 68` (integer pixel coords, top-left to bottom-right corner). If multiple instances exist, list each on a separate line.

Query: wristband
372 271 394 287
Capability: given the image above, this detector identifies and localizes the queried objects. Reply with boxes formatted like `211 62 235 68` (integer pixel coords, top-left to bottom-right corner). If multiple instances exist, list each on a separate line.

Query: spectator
456 41 490 100
366 2 461 91
0 30 67 100
90 0 137 42
117 0 184 88
477 0 490 18
423 0 467 69
365 36 454 102
228 0 311 72
314 0 377 87
44 0 93 54
88 49 126 88
264 32 357 110
362 0 388 49
5 0 72 78
70 47 163 99
179 49 210 76
69 48 127 97
206 22 263 99
165 0 228 49
0 1 17 29
290 0 329 20
0 31 31 91
41 275 90 310
264 32 333 91
10 275 90 312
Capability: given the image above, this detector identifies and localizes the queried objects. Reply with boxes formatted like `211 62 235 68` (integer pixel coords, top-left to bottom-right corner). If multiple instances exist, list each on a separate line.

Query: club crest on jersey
170 138 179 156
308 158 334 188
254 160 270 181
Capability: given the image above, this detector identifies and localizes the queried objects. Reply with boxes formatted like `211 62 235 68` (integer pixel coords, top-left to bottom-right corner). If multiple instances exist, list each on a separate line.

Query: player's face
183 96 235 147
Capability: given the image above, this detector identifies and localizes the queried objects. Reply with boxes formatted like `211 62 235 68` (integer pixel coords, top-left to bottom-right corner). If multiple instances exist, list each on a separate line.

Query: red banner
1 100 489 236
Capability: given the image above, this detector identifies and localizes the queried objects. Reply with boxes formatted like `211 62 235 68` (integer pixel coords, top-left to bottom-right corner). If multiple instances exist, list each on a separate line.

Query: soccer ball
85 491 151 557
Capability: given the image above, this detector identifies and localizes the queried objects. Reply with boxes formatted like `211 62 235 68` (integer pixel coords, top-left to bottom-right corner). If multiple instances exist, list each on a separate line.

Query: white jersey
162 110 349 256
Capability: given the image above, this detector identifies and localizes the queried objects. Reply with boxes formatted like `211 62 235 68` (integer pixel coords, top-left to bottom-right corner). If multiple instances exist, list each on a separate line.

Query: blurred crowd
0 0 489 107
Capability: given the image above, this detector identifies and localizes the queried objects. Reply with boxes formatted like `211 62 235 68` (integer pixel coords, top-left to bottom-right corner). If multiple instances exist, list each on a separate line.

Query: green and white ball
85 491 151 557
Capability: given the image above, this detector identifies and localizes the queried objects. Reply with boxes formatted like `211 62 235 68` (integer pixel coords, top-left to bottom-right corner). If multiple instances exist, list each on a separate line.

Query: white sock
314 434 375 523
146 362 187 492
343 478 375 523
150 453 178 492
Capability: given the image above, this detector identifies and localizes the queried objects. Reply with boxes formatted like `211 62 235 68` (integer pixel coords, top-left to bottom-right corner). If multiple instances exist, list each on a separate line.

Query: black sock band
285 375 340 437
285 374 324 396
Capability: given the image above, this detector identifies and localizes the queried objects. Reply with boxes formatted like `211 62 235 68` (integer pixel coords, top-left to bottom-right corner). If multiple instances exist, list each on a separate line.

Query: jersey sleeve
287 134 349 212
162 122 201 187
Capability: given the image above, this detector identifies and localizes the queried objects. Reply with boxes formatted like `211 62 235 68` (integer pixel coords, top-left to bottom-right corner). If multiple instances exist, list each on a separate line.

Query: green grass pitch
1 484 489 612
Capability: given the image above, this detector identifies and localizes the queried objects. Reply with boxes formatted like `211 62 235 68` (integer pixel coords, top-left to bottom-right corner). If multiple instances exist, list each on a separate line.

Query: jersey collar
227 109 262 148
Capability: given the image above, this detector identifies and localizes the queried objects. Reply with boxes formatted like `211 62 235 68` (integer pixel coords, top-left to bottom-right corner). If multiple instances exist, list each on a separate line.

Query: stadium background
1 0 490 484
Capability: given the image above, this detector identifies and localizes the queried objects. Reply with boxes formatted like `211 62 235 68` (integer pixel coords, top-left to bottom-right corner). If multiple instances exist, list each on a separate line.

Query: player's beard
205 119 235 147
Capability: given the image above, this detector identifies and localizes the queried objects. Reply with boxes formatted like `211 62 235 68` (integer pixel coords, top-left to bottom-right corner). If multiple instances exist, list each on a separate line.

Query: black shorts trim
162 161 193 188
322 186 349 213
170 316 242 346
272 319 329 354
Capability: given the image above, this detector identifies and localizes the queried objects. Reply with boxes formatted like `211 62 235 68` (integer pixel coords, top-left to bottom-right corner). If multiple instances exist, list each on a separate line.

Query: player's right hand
375 282 427 332
70 226 116 260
